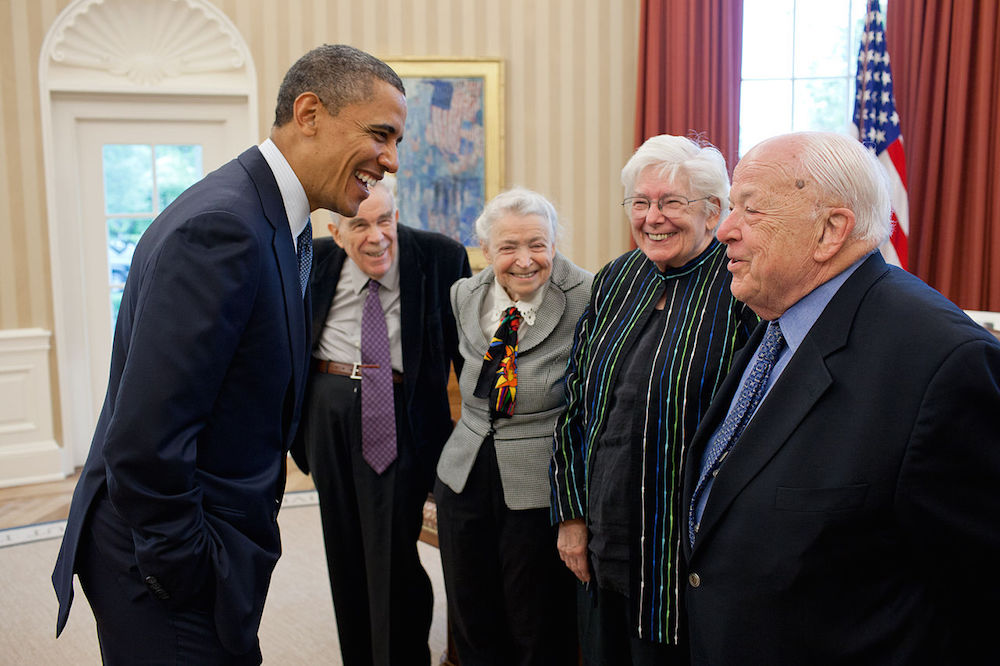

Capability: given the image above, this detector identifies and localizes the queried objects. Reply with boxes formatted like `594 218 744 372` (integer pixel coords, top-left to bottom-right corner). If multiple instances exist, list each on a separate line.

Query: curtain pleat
889 0 999 310
634 0 744 175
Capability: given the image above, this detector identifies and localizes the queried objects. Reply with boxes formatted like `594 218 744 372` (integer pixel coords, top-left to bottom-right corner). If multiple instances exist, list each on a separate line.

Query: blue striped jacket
550 240 758 643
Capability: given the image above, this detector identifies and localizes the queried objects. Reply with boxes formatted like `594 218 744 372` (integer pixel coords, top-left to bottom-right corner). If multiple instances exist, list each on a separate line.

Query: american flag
852 0 909 270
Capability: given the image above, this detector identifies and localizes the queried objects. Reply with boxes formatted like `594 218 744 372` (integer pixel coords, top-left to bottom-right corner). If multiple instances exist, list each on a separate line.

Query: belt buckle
350 362 364 380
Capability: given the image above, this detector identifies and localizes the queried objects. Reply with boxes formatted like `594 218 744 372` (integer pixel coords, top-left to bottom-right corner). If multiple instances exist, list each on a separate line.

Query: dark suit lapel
690 253 890 554
683 321 762 558
398 226 425 400
238 147 307 414
691 336 832 553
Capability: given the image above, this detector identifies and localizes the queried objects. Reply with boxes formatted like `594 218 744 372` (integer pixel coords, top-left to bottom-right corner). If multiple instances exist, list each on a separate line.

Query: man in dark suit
682 131 1000 665
290 173 469 666
52 45 407 664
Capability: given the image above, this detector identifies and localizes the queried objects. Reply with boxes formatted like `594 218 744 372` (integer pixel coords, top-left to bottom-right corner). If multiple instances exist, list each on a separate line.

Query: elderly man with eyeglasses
550 134 759 665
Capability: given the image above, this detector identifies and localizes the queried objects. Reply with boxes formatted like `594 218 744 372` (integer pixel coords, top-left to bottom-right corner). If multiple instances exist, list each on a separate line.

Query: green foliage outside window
104 143 202 325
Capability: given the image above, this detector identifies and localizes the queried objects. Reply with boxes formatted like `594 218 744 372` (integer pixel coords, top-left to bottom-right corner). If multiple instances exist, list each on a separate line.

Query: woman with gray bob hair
436 187 591 664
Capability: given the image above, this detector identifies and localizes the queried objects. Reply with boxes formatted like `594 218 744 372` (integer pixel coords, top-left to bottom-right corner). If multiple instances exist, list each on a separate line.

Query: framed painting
386 58 504 270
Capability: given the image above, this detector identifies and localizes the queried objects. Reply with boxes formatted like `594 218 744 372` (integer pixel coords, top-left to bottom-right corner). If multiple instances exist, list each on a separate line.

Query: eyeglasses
622 194 711 216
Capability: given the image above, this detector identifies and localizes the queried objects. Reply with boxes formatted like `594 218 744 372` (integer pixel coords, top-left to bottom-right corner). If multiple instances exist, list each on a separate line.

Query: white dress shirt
258 138 310 250
479 277 548 342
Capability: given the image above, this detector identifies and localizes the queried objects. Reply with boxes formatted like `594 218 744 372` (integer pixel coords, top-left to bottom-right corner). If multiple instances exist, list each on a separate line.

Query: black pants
434 435 577 666
302 373 433 666
77 492 261 665
578 584 689 666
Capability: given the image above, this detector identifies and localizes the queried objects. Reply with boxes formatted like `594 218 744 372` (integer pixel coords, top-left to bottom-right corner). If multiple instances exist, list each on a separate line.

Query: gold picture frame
385 58 504 271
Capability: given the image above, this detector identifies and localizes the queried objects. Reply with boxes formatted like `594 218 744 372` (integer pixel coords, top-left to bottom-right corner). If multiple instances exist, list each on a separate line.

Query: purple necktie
361 279 397 473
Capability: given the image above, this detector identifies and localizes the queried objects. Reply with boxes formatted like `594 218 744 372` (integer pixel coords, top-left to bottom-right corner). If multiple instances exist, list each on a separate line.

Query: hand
557 519 591 583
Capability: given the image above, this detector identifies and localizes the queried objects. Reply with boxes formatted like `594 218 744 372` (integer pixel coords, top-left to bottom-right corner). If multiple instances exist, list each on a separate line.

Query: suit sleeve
549 264 606 524
444 244 472 380
103 212 261 606
898 336 1000 660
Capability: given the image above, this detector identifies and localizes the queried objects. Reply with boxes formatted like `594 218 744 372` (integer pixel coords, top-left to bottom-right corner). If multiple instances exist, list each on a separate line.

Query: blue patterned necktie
297 220 313 298
361 279 397 473
689 321 785 545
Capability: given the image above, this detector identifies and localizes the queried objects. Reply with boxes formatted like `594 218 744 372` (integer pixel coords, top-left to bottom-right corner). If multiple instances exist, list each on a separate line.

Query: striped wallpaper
1 0 639 445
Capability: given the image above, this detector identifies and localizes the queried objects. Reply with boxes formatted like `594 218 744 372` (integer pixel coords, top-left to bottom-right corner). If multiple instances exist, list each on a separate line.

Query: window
739 0 878 156
103 144 202 324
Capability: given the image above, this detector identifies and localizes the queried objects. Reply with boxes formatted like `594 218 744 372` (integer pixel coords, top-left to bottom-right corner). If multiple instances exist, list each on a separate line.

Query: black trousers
577 584 689 666
302 373 434 666
77 492 261 665
434 435 577 666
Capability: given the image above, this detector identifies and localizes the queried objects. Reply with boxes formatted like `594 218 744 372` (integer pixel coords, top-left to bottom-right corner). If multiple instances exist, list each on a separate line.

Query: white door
52 96 250 464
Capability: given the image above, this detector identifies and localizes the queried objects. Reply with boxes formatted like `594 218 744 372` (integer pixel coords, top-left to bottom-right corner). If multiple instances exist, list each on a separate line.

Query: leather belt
313 359 403 384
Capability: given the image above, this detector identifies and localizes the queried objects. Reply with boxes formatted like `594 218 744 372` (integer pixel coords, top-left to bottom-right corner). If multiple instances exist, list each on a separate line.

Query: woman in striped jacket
550 134 759 665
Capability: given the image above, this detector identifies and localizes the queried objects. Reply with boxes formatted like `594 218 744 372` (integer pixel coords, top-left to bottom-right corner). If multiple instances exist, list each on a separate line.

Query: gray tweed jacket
436 252 592 510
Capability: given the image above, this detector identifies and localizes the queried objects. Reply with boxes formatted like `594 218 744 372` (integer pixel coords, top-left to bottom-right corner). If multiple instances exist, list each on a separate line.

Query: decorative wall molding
0 330 63 487
42 0 252 93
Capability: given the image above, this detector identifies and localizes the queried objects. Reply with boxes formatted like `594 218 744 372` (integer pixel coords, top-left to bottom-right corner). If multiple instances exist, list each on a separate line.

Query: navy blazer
52 146 312 655
290 224 470 479
682 253 1000 664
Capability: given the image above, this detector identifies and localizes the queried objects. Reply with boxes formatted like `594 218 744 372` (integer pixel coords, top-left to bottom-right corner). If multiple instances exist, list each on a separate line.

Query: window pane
742 0 794 79
794 0 853 77
107 217 153 286
793 78 850 132
103 144 153 214
739 80 793 156
155 144 203 210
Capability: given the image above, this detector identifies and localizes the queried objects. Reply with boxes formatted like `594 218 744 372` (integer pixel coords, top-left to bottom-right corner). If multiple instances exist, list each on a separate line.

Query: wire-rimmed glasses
622 194 711 216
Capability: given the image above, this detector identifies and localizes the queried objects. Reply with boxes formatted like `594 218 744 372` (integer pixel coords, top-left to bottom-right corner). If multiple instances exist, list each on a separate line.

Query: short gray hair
273 44 405 127
621 134 730 217
475 187 561 247
779 132 892 249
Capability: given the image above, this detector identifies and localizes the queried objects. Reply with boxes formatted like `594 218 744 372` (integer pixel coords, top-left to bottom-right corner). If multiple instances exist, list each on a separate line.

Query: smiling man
52 45 406 664
291 174 470 666
682 131 1000 664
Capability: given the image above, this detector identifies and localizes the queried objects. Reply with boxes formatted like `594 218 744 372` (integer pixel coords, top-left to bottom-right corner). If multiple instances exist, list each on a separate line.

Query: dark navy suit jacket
682 253 1000 664
290 225 470 482
52 146 311 654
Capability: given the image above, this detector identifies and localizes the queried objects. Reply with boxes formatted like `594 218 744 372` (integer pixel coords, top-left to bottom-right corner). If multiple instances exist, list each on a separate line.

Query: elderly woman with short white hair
435 187 592 665
550 135 760 665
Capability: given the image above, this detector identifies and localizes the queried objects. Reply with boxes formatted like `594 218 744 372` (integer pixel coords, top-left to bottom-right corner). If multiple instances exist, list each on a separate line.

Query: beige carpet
0 493 448 664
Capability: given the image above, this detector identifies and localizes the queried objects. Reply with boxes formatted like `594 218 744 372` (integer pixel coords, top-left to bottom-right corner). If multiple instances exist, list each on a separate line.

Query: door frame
68 104 244 435
39 0 258 470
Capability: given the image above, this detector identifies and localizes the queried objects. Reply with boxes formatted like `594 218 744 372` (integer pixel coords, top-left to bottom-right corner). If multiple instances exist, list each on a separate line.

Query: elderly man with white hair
291 173 470 666
682 131 1000 665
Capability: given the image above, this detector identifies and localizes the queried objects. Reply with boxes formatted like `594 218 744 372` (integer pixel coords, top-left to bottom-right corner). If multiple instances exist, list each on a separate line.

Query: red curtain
634 0 744 174
888 1 1000 310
